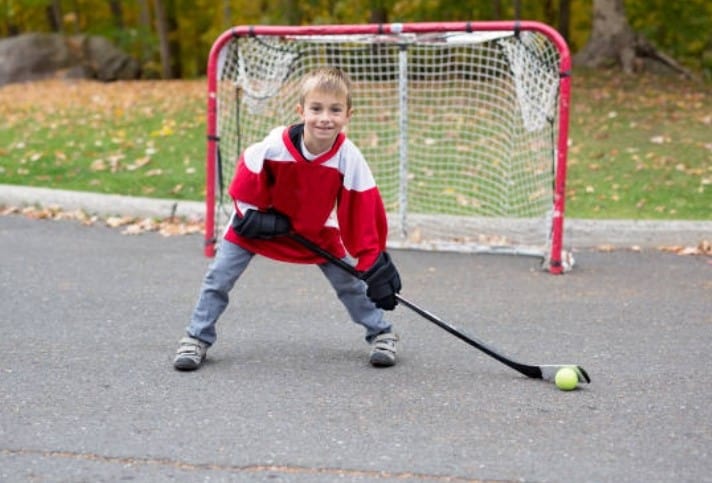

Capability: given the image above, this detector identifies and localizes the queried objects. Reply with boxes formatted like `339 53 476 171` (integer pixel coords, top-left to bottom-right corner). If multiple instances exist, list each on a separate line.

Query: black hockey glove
232 209 291 239
362 252 401 311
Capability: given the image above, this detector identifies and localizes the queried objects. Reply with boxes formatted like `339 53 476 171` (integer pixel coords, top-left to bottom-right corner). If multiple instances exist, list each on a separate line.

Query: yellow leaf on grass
127 156 151 171
150 119 176 137
90 159 107 171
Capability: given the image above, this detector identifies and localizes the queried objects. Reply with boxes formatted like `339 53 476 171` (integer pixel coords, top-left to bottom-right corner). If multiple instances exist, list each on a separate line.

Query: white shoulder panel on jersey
337 139 377 192
242 126 290 173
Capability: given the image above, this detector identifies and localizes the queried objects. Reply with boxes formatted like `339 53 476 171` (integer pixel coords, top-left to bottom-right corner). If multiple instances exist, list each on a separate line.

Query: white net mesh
231 37 301 114
500 31 560 132
212 28 566 261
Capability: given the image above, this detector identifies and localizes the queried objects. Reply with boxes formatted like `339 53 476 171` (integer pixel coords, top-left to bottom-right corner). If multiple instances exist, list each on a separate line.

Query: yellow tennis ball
555 367 578 391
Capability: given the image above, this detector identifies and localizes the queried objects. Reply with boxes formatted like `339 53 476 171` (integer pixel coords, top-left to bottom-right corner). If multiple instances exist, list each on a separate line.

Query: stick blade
540 365 591 384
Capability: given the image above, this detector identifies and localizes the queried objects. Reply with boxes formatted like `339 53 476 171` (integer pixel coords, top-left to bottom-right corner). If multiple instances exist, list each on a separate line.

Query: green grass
0 80 206 200
566 69 711 219
1 72 710 220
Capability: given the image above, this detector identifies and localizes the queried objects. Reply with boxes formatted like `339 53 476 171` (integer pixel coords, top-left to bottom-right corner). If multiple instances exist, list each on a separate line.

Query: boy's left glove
232 209 291 239
362 252 401 311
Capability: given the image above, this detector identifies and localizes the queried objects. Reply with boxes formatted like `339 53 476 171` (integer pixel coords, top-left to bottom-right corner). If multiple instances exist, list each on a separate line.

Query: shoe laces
177 337 206 356
373 332 398 352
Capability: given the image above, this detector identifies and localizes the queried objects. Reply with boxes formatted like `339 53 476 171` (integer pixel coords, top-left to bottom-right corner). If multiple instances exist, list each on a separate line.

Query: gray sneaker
173 336 208 371
369 332 398 367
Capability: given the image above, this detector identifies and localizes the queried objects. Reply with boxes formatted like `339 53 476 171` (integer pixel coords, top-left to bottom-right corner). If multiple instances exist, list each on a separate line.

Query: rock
0 32 141 86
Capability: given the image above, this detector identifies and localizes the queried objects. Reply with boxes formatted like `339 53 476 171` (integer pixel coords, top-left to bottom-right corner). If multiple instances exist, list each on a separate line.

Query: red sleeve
228 154 272 209
337 186 388 271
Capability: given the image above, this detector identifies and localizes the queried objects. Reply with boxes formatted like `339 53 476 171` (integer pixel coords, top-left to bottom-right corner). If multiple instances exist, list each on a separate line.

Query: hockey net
205 22 573 273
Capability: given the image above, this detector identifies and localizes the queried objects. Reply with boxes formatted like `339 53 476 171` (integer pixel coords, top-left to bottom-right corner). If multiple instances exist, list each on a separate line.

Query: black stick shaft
289 233 543 379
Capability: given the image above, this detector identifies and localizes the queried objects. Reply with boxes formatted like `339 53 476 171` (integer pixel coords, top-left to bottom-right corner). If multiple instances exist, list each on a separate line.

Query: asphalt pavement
1 187 711 482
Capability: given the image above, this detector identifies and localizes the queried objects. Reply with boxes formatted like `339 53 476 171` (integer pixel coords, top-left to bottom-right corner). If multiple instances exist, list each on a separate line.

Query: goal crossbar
204 21 572 273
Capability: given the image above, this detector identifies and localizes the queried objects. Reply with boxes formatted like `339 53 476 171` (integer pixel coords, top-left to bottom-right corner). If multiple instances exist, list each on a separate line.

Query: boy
174 67 402 371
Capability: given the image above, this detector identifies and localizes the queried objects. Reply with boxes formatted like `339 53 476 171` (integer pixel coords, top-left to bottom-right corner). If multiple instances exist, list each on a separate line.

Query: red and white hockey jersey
223 124 388 271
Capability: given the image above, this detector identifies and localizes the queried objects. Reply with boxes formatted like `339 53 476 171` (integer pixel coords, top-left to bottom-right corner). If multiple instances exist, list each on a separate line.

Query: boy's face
296 88 352 154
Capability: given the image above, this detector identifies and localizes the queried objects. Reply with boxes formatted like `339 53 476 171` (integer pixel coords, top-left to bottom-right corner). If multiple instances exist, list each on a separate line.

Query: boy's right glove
362 252 401 311
232 209 290 239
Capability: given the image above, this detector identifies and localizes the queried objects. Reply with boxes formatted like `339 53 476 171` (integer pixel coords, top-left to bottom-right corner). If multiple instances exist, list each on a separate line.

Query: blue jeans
186 240 392 345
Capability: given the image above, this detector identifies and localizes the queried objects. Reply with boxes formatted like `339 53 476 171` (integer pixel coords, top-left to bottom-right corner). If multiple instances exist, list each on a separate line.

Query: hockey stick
289 232 590 385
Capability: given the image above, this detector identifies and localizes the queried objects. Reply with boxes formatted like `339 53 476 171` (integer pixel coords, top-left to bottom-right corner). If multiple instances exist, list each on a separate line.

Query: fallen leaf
127 156 151 171
105 215 136 228
90 159 107 171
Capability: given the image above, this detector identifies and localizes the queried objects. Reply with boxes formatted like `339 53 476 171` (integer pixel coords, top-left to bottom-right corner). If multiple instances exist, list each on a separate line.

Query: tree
574 0 693 77
152 0 181 78
368 0 388 23
107 0 124 29
46 0 62 32
557 0 571 46
136 0 153 63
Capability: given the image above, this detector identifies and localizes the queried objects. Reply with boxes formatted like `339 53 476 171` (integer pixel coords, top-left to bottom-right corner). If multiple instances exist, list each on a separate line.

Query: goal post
204 21 573 273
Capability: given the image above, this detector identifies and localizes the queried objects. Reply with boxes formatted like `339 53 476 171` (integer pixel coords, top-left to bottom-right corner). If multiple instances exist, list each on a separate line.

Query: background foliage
2 0 711 78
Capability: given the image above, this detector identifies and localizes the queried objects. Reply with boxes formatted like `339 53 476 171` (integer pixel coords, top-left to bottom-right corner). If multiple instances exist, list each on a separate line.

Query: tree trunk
573 0 636 72
369 0 387 24
574 0 693 77
152 0 171 78
108 0 124 30
136 0 152 62
152 0 181 78
46 0 63 33
544 0 556 28
558 0 571 47
164 0 181 77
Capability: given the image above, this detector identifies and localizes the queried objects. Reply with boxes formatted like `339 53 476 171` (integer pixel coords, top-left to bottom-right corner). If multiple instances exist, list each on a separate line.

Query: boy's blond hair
298 67 352 109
